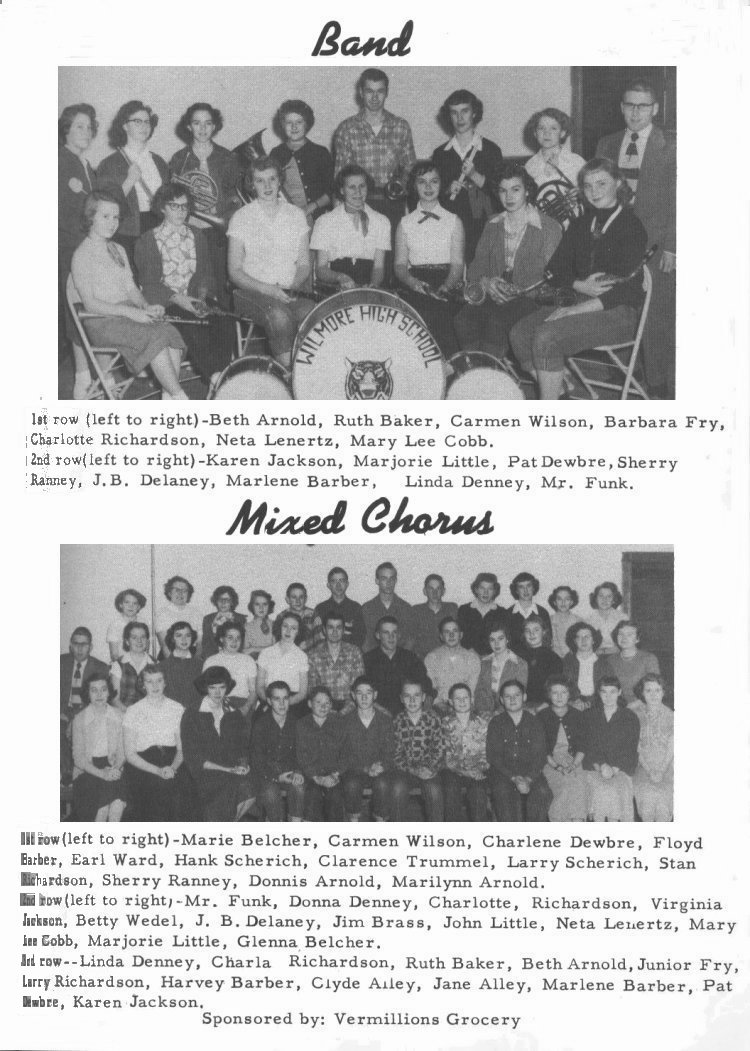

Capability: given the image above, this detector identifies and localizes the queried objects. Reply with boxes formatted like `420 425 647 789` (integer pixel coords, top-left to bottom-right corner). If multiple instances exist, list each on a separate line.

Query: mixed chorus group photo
58 68 676 402
60 555 674 825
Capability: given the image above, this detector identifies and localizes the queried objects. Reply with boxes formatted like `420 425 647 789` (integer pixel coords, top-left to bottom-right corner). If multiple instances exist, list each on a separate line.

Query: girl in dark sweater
510 157 647 399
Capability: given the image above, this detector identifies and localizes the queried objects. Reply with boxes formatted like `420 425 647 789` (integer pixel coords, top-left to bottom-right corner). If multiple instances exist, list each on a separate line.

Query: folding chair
566 266 652 400
232 290 267 358
66 274 135 400
67 274 203 400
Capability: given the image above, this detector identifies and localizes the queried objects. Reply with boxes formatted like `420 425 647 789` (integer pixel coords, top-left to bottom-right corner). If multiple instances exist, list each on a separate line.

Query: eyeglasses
622 103 655 113
126 117 152 126
165 202 190 211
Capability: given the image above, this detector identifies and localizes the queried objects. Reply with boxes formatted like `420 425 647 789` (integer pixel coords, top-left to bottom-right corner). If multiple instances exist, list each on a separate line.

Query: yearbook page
1 1 749 1049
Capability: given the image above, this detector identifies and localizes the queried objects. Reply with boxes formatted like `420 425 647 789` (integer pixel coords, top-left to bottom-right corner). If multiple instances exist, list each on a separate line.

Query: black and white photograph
61 544 674 824
58 66 676 402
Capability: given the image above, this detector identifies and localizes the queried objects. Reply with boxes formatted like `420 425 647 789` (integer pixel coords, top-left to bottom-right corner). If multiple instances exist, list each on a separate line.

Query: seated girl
582 676 640 821
180 666 256 821
71 675 127 822
311 164 390 290
122 664 184 821
510 158 647 399
394 160 464 358
134 182 235 385
537 675 587 821
227 156 314 368
455 164 561 363
71 191 188 399
632 673 674 822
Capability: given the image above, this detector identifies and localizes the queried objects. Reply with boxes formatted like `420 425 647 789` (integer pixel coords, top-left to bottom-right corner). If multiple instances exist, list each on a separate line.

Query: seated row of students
63 600 660 724
68 664 673 824
100 565 635 662
69 155 644 401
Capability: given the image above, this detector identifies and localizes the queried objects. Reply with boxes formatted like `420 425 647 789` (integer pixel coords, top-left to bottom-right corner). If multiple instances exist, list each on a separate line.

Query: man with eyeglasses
596 80 676 398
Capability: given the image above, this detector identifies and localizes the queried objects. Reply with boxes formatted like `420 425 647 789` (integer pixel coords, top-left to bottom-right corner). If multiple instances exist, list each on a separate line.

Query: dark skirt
401 265 460 357
126 746 180 821
166 308 235 381
195 769 257 821
330 258 374 286
72 757 127 821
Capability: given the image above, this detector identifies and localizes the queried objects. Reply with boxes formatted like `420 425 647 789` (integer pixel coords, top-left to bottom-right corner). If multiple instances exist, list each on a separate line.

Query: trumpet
449 142 480 201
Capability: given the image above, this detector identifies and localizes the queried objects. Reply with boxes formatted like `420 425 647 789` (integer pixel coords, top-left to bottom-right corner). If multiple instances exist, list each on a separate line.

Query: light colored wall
58 66 573 165
61 543 671 660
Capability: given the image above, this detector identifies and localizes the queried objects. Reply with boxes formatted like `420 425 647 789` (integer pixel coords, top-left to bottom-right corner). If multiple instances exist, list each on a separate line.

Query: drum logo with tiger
344 358 393 400
292 289 446 401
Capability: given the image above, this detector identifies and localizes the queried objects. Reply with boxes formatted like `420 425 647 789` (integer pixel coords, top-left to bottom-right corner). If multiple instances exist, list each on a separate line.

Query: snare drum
445 352 525 400
209 356 292 400
292 289 446 401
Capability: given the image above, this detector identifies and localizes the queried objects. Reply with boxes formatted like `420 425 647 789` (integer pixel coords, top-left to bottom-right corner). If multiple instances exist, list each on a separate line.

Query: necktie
71 662 83 706
625 132 639 158
418 210 440 223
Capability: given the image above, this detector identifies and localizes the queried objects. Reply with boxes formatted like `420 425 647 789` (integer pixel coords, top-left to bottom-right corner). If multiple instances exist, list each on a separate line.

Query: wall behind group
58 66 573 166
61 543 671 660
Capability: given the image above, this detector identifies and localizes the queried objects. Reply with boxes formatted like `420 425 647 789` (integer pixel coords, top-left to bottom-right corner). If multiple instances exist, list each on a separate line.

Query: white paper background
1 0 749 1048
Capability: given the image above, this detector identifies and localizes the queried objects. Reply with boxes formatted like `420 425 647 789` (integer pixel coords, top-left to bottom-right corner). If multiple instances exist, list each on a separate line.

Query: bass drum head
210 356 292 400
292 289 446 401
446 352 525 400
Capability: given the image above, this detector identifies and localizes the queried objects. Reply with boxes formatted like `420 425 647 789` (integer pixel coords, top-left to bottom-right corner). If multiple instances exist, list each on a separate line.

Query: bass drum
209 356 292 400
292 288 446 401
445 352 525 400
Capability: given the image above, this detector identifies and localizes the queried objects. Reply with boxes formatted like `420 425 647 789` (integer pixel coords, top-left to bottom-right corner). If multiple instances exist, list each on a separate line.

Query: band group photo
58 66 676 402
60 544 674 824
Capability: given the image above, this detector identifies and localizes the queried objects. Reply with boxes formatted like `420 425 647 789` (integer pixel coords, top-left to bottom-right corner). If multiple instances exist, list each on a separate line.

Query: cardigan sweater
547 205 647 311
96 150 169 239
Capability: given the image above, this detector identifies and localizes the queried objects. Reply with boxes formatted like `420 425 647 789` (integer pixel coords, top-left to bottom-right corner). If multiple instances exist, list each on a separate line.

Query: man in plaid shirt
307 610 365 711
391 679 444 821
333 68 416 258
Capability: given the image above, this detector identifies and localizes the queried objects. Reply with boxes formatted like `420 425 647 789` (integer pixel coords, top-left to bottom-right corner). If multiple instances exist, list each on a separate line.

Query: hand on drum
487 276 520 304
144 304 166 320
338 275 358 291
409 278 431 296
